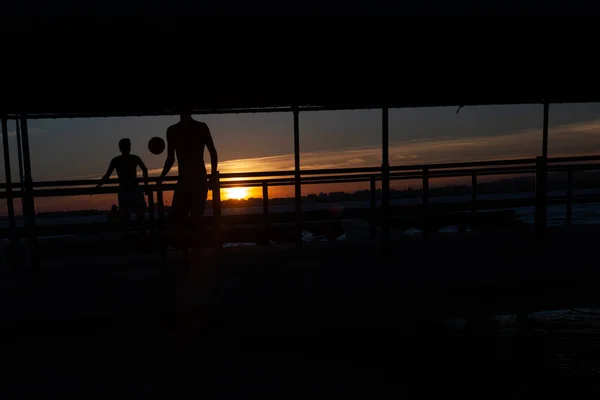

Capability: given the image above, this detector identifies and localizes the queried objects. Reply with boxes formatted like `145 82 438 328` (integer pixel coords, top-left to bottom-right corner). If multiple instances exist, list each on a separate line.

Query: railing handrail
389 157 537 172
2 154 600 192
547 155 600 163
3 153 600 248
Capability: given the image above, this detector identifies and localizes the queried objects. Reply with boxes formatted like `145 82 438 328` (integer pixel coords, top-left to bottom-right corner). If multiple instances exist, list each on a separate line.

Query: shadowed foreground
2 227 600 398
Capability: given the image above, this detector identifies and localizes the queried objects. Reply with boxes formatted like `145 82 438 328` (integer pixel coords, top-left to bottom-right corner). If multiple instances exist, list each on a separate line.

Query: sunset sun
225 187 248 200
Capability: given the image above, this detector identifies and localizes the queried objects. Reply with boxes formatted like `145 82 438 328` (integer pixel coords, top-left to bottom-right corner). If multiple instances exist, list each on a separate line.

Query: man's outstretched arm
95 159 116 191
159 131 175 180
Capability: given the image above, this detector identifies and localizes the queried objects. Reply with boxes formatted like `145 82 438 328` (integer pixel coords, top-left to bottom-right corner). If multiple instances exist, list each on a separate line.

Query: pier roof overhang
2 16 599 118
3 92 600 120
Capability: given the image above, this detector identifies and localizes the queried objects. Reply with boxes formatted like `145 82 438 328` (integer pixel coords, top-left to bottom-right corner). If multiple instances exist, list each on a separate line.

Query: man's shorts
170 180 209 219
118 187 147 215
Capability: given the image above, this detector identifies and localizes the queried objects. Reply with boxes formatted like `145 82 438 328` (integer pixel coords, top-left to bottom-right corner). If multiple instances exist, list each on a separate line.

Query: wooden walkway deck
2 225 600 323
2 226 600 398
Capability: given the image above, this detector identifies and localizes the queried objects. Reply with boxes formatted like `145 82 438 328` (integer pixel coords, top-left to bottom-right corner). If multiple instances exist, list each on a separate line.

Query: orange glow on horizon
222 187 249 200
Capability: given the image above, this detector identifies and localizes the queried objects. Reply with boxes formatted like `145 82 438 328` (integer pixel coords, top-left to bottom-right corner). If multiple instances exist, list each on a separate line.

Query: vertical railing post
535 156 548 238
370 176 377 238
147 188 155 242
157 184 166 259
262 181 270 245
381 107 391 255
471 171 477 232
422 167 429 241
542 102 549 159
19 117 39 274
1 118 16 241
293 106 303 250
15 119 25 215
566 168 573 227
213 171 223 265
207 173 224 304
538 101 549 237
535 101 550 239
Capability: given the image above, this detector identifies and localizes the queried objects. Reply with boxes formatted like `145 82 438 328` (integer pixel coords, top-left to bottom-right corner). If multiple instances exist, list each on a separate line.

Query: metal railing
2 155 600 252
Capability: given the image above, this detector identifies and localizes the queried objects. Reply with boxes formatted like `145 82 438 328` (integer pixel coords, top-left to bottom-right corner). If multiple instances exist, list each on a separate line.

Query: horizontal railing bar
290 166 383 176
0 166 538 190
0 171 517 196
548 164 600 173
222 167 383 178
389 158 537 172
215 167 540 186
548 155 600 164
0 167 574 196
0 158 543 189
219 171 295 179
0 175 588 199
420 167 536 178
209 167 539 187
3 155 600 192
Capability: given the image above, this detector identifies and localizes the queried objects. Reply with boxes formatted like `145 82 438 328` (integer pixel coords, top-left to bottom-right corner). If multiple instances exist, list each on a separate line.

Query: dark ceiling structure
1 15 598 118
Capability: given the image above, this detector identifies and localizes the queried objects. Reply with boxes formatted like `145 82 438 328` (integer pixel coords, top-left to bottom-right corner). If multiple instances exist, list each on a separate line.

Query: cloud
178 118 600 175
68 118 600 182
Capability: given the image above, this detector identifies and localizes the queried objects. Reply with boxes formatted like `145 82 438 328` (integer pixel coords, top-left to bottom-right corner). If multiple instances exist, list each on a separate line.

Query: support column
293 106 303 250
157 186 166 259
370 177 377 238
1 118 16 238
213 171 223 265
15 119 25 214
536 103 549 239
535 156 548 238
262 181 270 245
19 117 39 272
542 102 549 159
381 107 390 256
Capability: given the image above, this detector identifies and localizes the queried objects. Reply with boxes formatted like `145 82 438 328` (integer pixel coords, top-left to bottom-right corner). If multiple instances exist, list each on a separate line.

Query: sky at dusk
3 103 600 215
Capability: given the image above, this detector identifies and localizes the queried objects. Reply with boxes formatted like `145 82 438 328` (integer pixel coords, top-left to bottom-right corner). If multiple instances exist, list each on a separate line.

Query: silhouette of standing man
159 107 218 256
95 138 149 239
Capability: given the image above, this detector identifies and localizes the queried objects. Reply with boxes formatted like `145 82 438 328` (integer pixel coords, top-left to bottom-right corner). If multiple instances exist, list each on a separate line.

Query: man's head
180 107 192 121
119 138 131 155
179 100 193 121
